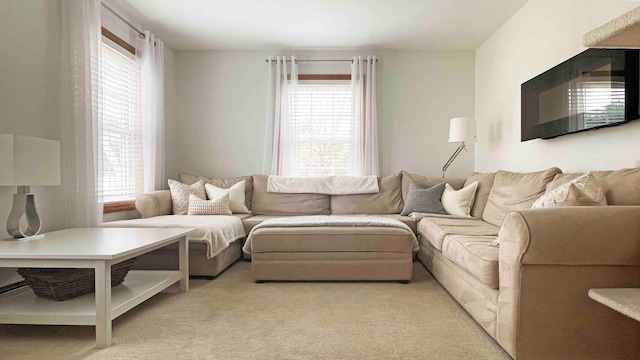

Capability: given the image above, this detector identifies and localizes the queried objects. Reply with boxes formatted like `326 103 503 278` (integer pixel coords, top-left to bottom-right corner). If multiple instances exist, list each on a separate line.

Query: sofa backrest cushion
400 171 466 202
330 173 403 214
179 173 253 210
251 174 330 215
482 167 561 227
464 172 496 218
548 168 640 205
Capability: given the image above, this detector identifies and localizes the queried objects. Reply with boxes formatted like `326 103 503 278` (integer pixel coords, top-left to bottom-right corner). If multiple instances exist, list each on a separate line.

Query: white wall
0 0 66 287
170 50 475 179
475 0 640 173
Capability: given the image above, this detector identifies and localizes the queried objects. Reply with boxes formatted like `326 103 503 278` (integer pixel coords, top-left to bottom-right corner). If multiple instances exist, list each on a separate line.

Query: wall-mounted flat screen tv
521 48 639 141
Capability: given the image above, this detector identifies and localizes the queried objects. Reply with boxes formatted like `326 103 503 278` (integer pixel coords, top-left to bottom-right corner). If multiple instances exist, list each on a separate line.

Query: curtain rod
101 2 146 39
265 59 378 63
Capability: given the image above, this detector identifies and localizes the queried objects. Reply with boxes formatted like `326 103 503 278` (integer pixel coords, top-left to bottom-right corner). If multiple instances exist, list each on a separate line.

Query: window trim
103 200 136 214
101 27 136 55
289 74 351 81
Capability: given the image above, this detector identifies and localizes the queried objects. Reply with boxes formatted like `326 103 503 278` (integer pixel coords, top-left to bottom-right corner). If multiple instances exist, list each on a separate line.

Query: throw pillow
204 180 251 214
532 173 607 208
441 181 479 217
168 179 206 215
187 193 232 215
179 173 254 210
400 182 447 216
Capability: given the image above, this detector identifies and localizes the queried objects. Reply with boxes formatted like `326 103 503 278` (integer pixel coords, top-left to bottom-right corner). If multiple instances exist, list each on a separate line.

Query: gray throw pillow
400 182 447 216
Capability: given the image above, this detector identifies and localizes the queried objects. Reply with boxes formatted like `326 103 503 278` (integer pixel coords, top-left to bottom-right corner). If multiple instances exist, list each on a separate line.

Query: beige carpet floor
0 261 510 360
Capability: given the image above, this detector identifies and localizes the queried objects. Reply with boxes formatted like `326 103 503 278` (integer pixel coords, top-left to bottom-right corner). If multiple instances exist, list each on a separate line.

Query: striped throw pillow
187 193 232 215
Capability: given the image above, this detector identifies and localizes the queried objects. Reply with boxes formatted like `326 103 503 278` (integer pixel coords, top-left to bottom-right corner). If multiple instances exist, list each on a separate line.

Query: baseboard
0 281 27 297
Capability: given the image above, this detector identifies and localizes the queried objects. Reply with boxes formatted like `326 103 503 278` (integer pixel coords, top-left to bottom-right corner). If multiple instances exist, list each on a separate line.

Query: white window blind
288 84 356 177
98 42 143 203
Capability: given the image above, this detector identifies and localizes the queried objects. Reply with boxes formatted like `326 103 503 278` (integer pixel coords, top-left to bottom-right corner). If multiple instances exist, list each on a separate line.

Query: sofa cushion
375 214 417 234
548 168 640 205
242 214 417 235
464 172 496 218
330 173 403 214
180 173 254 210
251 174 330 216
103 214 245 259
417 217 500 251
482 168 561 227
242 215 293 234
441 234 499 289
400 171 466 203
250 226 415 253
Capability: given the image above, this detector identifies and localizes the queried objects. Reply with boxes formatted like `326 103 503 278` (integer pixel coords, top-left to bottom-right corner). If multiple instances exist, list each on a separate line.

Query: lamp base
2 234 45 242
6 187 42 239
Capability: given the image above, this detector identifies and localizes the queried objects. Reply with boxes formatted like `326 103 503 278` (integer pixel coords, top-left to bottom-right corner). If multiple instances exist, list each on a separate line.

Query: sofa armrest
497 206 640 359
506 206 640 266
135 190 172 218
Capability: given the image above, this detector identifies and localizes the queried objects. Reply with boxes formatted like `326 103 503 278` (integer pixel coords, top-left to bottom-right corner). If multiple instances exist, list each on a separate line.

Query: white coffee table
0 227 194 348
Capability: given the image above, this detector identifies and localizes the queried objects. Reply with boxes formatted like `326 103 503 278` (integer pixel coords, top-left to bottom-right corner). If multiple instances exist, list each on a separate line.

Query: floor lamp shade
442 117 475 178
0 134 61 239
448 117 476 143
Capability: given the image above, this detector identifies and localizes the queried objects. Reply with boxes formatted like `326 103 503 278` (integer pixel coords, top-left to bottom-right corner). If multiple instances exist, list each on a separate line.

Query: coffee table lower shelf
0 270 180 326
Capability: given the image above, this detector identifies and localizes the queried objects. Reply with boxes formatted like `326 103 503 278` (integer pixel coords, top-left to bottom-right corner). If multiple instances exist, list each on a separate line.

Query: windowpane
98 42 143 202
289 84 355 176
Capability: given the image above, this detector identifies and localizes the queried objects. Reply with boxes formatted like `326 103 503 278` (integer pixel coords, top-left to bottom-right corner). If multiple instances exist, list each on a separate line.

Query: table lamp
0 134 61 240
441 117 476 178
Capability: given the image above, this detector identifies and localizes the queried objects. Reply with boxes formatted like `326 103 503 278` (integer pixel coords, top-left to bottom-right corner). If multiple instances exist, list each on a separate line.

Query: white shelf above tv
584 6 640 48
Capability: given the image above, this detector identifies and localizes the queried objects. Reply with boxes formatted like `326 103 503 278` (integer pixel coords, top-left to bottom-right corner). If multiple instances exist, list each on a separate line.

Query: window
287 84 356 176
98 40 143 204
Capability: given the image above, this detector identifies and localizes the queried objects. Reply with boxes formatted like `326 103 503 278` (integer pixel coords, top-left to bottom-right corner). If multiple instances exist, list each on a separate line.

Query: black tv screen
521 48 640 141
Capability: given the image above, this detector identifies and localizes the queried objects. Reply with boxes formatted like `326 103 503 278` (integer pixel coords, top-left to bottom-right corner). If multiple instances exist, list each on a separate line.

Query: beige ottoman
250 226 415 282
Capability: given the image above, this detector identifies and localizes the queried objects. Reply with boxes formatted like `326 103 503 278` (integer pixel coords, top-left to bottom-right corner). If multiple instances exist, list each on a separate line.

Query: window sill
103 200 136 214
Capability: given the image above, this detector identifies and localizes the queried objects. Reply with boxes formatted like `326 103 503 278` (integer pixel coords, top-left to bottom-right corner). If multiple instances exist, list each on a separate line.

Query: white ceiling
124 0 530 51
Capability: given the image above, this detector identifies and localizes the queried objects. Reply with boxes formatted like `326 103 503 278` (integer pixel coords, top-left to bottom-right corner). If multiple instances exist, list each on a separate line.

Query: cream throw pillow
187 194 232 215
441 181 478 217
204 180 250 214
532 173 607 208
168 179 206 215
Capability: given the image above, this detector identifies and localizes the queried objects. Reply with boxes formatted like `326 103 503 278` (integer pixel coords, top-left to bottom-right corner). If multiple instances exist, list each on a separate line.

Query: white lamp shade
448 117 476 143
0 134 61 186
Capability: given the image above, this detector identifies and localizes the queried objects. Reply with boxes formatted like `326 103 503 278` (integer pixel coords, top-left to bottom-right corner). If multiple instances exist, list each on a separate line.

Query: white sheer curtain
352 56 380 176
61 0 103 227
139 31 165 192
263 56 297 175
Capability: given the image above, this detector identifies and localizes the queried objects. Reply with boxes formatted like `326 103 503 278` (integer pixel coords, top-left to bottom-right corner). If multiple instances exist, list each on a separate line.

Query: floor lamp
441 117 476 178
0 134 61 240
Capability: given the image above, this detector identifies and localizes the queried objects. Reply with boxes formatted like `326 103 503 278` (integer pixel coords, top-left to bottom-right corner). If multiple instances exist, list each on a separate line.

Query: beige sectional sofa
112 168 640 359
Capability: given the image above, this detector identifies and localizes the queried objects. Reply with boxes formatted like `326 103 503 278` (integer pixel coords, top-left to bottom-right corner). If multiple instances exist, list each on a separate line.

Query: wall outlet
635 160 640 168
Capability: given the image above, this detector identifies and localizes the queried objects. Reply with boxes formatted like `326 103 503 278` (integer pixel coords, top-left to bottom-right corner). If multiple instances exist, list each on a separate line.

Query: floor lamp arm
441 143 466 178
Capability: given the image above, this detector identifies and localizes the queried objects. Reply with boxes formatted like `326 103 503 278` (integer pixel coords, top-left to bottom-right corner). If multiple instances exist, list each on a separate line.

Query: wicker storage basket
18 258 137 301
